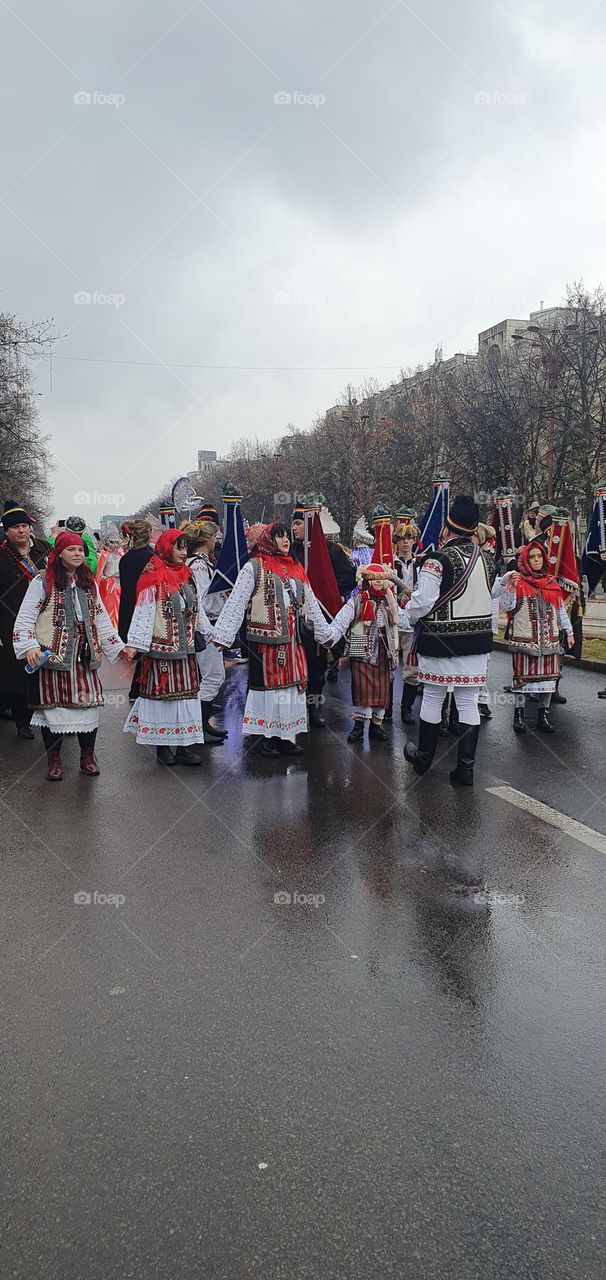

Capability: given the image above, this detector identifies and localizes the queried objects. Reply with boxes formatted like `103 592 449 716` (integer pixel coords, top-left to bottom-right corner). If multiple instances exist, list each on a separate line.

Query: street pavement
1 651 605 1279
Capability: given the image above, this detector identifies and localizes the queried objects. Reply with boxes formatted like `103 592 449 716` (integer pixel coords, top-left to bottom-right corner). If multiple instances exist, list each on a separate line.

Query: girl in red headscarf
13 530 134 780
499 539 574 734
123 529 214 766
321 563 401 743
211 522 332 757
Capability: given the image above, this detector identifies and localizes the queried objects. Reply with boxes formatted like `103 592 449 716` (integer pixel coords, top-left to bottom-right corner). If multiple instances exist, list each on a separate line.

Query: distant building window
487 343 501 370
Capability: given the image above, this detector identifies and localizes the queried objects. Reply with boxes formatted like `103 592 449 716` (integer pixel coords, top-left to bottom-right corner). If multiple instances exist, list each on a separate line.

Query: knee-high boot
42 727 63 781
404 718 439 776
449 724 480 787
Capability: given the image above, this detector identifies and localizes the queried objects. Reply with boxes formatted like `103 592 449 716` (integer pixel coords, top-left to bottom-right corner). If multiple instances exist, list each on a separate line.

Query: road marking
486 785 606 857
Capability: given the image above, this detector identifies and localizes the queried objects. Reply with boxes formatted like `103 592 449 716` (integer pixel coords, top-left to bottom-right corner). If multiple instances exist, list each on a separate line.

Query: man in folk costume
290 497 354 724
13 530 133 780
211 522 333 757
401 495 496 787
0 499 50 738
124 529 213 767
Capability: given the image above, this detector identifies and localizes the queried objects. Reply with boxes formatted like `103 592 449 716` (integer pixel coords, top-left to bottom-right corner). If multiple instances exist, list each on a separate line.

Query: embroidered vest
35 577 102 671
508 590 561 657
349 590 400 666
149 582 197 658
417 540 496 659
246 560 304 645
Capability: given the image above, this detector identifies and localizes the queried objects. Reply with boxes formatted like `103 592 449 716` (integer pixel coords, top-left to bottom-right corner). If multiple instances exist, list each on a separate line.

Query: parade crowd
0 483 604 785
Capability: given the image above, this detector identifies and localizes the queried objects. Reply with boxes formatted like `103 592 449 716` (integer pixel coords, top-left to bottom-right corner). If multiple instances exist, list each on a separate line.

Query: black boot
450 724 480 786
536 707 555 734
261 736 281 757
478 701 492 720
156 746 177 766
551 681 566 705
513 705 526 734
201 701 227 743
175 744 202 765
400 682 416 725
16 725 35 739
279 739 303 755
347 720 365 743
369 718 388 741
404 718 439 776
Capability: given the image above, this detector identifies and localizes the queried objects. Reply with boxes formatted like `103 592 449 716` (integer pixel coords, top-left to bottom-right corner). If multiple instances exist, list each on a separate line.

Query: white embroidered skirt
243 688 308 741
123 696 204 746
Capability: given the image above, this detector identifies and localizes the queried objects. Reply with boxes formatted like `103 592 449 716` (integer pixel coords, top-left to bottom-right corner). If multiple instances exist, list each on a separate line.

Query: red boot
80 746 100 776
47 750 63 781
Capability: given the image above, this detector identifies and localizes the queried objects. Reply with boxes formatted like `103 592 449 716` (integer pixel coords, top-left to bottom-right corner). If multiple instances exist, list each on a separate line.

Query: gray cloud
1 0 604 519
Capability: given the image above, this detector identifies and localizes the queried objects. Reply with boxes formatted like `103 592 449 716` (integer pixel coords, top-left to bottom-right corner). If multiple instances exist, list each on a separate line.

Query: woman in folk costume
183 519 228 744
95 522 123 629
321 564 400 743
498 539 574 735
13 530 134 780
211 522 332 758
123 528 214 767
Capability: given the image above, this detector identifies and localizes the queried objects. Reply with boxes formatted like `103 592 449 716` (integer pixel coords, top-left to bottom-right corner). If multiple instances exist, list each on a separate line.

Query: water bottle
25 648 51 675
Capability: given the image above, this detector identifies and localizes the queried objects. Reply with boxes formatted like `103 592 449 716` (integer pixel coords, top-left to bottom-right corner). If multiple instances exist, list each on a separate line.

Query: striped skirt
512 651 560 690
351 646 391 708
30 622 103 710
139 654 200 701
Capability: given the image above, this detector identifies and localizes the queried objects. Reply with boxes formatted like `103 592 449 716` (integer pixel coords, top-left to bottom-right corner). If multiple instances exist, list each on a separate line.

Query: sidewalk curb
493 638 606 674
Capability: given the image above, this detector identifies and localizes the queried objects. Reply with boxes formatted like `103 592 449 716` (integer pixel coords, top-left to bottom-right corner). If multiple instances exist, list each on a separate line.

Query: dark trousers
0 690 32 729
303 633 328 708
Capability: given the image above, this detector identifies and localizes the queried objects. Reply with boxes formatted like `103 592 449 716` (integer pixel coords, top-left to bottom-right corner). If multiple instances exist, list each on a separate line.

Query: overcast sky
2 0 605 520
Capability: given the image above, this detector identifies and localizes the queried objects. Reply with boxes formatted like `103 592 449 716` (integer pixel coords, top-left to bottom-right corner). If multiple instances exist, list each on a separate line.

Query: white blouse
13 576 125 662
127 585 214 653
212 560 333 649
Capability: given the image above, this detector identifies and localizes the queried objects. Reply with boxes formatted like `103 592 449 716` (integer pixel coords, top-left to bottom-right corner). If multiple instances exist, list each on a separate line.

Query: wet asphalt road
1 651 605 1280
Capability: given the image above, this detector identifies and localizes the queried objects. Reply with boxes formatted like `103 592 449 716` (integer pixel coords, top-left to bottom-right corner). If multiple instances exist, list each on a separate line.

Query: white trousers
196 643 225 701
421 685 480 726
353 706 386 722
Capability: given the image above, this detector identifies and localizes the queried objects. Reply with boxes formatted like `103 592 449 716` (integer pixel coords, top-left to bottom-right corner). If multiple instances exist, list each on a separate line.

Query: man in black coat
0 500 50 737
118 519 154 701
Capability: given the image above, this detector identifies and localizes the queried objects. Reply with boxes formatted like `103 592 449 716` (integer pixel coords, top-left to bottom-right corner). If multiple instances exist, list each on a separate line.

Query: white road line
486 785 606 858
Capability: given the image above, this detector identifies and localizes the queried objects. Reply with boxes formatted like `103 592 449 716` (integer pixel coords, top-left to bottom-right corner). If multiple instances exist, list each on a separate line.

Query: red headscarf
135 528 192 601
358 563 390 622
513 541 564 606
254 523 308 583
46 530 85 595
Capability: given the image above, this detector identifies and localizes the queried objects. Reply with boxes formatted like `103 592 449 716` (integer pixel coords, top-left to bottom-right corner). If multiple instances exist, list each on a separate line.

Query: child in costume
322 564 400 743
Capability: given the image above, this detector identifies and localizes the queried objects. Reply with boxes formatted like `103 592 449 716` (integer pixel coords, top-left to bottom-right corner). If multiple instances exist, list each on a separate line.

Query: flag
582 486 606 595
418 476 449 552
207 487 249 593
370 503 395 569
305 510 342 616
493 492 518 561
545 515 579 601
